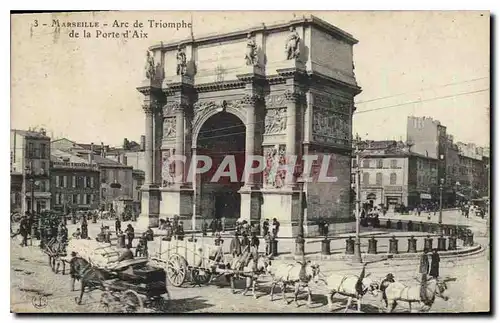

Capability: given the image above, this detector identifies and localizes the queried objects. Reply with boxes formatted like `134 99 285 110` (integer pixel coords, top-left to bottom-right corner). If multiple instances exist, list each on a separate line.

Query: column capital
163 102 187 117
239 94 264 106
142 100 160 115
283 90 301 104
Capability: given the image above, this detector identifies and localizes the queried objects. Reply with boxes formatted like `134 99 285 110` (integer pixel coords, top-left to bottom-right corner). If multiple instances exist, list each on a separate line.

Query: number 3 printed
33 20 38 27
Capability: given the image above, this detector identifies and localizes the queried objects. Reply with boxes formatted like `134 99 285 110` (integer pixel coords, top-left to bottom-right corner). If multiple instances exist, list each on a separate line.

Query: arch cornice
191 100 247 148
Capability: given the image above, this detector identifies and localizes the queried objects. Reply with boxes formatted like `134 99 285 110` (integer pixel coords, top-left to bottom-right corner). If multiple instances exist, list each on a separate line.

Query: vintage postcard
10 11 490 313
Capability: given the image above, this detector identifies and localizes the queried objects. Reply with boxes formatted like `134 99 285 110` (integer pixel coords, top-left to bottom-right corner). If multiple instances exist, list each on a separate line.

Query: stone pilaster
284 89 299 187
174 103 186 186
136 83 162 229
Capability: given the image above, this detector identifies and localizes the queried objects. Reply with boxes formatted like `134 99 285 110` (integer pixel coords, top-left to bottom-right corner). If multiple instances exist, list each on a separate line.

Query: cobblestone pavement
10 233 489 313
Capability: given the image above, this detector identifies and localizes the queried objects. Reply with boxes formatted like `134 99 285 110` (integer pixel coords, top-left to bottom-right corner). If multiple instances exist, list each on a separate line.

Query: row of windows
361 159 400 169
55 175 95 188
55 193 95 205
362 172 398 185
27 142 49 159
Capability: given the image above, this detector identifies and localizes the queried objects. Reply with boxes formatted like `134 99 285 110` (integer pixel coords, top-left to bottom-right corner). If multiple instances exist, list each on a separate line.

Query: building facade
137 16 362 236
50 149 100 213
11 129 52 214
356 140 438 209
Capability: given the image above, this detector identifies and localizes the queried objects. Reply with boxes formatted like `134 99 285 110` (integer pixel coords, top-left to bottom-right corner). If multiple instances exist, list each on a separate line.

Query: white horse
227 253 272 298
321 265 380 312
268 260 321 307
384 276 449 313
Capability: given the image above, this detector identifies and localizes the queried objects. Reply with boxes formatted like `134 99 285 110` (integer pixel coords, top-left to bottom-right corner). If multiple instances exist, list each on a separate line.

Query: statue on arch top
245 32 258 66
145 50 156 80
285 26 300 60
176 45 187 76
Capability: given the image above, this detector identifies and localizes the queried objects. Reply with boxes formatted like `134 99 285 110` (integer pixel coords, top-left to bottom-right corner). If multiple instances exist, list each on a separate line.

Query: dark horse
70 257 114 305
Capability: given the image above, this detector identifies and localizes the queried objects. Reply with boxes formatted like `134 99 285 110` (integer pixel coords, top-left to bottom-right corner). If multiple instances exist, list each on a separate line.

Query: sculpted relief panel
311 94 352 146
263 145 287 189
163 117 176 138
264 108 287 135
161 149 176 187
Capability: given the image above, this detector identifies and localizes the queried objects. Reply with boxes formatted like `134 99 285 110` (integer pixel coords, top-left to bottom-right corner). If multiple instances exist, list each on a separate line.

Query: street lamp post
353 134 362 263
439 178 444 225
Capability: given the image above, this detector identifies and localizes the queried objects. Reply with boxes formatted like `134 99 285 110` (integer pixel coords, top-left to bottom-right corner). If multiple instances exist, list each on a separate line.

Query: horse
43 238 68 274
226 251 272 298
69 256 114 305
383 276 449 313
320 264 380 312
268 260 321 307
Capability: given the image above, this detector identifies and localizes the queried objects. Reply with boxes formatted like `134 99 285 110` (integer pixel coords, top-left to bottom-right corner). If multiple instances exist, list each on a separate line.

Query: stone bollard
321 238 331 255
386 219 392 229
437 235 447 251
295 235 305 256
448 236 457 250
345 236 355 254
407 236 417 253
368 237 377 254
389 236 399 254
396 220 403 230
407 220 413 232
271 239 279 257
424 235 433 252
118 233 126 248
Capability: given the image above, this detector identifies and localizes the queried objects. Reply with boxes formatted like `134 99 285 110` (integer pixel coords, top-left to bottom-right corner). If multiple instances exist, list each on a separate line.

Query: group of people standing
157 216 185 241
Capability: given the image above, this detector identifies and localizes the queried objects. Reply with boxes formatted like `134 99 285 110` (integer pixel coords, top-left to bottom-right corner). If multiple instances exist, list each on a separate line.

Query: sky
11 11 490 147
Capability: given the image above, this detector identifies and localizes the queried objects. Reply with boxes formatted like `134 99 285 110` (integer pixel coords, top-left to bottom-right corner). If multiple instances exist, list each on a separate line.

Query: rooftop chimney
140 135 146 151
89 142 94 164
122 154 128 166
101 142 104 157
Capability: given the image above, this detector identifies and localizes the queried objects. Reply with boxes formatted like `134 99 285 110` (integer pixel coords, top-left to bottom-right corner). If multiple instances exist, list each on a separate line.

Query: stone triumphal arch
136 16 361 237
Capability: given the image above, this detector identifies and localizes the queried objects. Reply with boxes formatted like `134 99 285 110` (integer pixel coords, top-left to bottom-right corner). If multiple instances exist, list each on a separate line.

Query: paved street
10 210 489 314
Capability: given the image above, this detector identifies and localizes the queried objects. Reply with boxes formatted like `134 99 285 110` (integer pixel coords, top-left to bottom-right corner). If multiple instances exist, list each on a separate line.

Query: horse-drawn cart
65 239 170 313
149 238 231 287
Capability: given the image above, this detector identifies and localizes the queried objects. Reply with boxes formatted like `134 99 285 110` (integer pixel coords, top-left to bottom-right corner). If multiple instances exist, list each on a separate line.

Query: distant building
50 149 100 213
354 140 438 209
11 129 52 214
50 138 134 213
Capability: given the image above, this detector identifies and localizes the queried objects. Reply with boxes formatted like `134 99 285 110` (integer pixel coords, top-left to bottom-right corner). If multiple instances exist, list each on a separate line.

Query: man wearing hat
176 222 185 241
230 231 242 259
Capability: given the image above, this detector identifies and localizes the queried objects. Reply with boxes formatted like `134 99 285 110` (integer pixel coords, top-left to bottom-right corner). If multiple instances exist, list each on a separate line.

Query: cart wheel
167 254 188 287
191 268 212 285
120 290 144 313
99 292 116 313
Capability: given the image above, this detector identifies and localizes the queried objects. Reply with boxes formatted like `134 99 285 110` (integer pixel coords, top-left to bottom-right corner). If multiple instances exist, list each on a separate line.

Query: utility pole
353 134 362 263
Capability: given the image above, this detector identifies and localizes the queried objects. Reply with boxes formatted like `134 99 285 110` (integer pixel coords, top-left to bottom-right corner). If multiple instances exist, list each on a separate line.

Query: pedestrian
81 215 88 239
176 222 185 241
241 232 250 250
202 219 208 237
419 249 430 275
221 216 226 233
271 218 280 238
262 219 270 237
19 215 29 247
429 249 440 278
145 227 154 241
125 224 135 248
115 217 121 234
164 221 173 241
210 218 217 236
251 223 259 237
264 233 271 256
249 231 260 271
230 231 242 258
